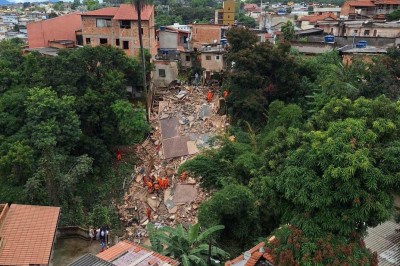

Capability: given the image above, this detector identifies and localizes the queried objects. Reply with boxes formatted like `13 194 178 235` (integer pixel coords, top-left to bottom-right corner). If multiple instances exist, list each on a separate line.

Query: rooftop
340 45 387 54
97 240 179 266
365 220 400 266
82 4 153 21
346 1 376 7
299 12 337 23
69 253 114 266
225 242 274 266
0 203 60 266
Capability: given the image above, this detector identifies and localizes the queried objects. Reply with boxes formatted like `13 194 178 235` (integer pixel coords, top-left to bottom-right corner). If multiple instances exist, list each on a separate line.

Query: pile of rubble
117 84 228 243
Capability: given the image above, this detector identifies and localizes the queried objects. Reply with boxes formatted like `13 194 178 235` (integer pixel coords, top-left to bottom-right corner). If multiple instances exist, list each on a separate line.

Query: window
354 30 358 34
159 69 166 77
86 37 91 44
185 55 190 61
216 55 220 60
206 55 211 60
120 20 131 29
116 38 120 46
100 38 108 45
228 15 230 18
141 28 144 34
123 41 129 49
373 29 377 36
96 18 111 28
364 29 370 36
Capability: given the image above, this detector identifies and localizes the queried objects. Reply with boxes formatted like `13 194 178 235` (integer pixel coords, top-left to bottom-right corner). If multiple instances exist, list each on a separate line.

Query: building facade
81 4 156 57
215 0 236 25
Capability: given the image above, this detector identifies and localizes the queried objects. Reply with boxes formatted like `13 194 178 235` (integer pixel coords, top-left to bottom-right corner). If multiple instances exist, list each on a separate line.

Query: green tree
271 97 400 238
281 20 295 41
267 225 378 266
71 0 81 9
111 100 149 144
386 8 400 21
53 1 65 11
83 0 100 11
237 13 257 28
198 184 261 251
147 223 229 266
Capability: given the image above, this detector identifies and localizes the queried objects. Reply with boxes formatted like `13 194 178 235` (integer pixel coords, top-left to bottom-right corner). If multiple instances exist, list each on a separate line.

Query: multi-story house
81 4 157 57
341 0 400 19
215 0 236 25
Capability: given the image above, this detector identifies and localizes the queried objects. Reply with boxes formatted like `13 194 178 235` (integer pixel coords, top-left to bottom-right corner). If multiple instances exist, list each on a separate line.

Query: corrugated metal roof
365 220 400 266
69 253 114 266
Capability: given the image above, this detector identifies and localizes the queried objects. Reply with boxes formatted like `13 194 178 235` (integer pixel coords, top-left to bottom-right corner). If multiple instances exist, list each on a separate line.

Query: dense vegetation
179 28 400 263
0 39 149 227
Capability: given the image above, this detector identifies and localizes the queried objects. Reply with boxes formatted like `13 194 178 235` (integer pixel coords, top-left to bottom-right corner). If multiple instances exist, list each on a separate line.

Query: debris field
117 84 227 243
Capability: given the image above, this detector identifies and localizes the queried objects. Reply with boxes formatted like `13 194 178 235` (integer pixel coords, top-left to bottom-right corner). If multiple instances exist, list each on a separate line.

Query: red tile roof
82 4 153 21
97 240 179 265
0 204 60 266
346 1 376 7
299 12 337 23
113 4 153 21
82 7 119 17
225 242 274 266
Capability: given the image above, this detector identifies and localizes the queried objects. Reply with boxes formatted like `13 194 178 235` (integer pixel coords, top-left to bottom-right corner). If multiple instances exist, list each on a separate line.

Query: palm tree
147 223 230 266
132 0 152 101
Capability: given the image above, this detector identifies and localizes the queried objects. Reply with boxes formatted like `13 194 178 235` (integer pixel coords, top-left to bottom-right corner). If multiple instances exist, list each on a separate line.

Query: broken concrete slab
164 198 175 210
160 117 179 139
187 141 199 155
147 196 160 211
162 136 190 159
173 184 198 205
158 101 169 114
168 206 178 214
198 104 212 119
163 188 172 203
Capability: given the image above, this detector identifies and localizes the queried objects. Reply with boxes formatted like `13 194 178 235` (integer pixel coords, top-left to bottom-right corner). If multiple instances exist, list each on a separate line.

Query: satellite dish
243 251 251 260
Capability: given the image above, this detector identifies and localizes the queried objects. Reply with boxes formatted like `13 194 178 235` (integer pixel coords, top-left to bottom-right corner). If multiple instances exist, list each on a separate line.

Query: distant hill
0 0 11 6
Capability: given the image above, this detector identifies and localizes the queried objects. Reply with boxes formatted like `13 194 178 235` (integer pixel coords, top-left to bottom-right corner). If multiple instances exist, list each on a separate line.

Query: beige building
81 4 157 57
153 60 179 87
201 49 226 76
320 21 400 38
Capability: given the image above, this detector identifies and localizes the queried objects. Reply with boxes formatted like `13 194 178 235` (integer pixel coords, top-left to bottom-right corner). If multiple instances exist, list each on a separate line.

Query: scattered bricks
117 84 225 242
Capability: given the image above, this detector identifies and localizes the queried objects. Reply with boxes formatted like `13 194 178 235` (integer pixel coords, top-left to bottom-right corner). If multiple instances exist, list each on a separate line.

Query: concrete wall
27 13 82 48
153 60 179 87
159 30 178 49
291 42 334 54
201 52 224 72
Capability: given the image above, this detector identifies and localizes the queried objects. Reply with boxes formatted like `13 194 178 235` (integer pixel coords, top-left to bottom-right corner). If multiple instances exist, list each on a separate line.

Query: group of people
144 175 169 194
88 225 110 252
206 89 229 103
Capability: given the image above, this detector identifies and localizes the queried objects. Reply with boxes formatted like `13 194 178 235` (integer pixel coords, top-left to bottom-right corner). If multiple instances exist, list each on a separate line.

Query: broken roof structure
96 240 179 266
69 253 114 266
365 220 400 266
225 242 274 266
0 203 60 266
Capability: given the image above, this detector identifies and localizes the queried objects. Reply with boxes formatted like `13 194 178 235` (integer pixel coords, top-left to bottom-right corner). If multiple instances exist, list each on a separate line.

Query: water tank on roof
324 35 335 43
356 40 367 48
221 38 228 45
160 26 166 31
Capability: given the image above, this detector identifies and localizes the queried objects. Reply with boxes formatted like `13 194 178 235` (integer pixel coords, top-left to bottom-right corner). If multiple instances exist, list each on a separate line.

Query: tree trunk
136 1 148 103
